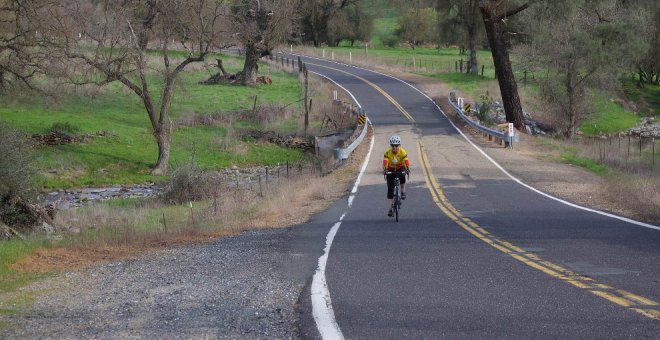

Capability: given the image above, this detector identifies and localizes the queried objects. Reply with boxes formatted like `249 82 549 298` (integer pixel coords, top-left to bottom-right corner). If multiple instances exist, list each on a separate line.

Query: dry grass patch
10 127 372 274
605 173 660 224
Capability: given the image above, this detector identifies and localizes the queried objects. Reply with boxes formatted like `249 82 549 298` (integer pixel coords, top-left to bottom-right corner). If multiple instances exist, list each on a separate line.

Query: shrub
162 163 224 204
476 94 495 127
0 124 35 200
48 122 80 135
0 124 37 228
381 34 399 48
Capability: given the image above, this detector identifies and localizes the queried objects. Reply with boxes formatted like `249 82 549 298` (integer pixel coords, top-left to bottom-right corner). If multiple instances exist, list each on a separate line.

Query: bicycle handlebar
384 169 410 179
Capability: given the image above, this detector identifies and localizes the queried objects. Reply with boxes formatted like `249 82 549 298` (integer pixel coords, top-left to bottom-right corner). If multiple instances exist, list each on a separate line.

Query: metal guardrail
448 91 517 147
333 116 369 160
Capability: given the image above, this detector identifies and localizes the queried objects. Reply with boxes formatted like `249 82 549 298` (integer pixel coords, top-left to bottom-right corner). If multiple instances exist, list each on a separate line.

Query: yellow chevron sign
358 113 366 124
464 103 471 113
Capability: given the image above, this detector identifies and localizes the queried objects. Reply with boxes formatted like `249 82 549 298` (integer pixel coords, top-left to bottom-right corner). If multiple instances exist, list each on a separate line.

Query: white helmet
389 135 401 146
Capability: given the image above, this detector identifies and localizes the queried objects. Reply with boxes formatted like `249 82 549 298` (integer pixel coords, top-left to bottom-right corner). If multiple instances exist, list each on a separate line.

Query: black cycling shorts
386 172 406 199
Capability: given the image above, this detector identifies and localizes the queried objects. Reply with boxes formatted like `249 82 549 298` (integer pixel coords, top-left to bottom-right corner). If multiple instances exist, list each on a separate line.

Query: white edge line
308 71 361 108
303 55 658 231
308 73 376 339
349 119 375 207
311 217 344 340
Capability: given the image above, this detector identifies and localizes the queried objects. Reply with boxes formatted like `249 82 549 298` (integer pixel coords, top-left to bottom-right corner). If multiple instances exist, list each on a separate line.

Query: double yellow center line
417 140 660 320
305 62 415 122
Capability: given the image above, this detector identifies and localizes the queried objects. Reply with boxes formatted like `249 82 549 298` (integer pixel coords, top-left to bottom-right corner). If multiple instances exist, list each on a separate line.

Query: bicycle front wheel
395 201 399 222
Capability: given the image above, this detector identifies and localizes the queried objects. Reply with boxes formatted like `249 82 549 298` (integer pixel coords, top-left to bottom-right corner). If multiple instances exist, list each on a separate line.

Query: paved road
2 54 657 339
291 55 660 338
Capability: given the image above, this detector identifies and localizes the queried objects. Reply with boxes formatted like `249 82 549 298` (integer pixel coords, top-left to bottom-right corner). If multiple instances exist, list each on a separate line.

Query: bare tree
230 0 296 86
0 0 50 92
38 0 230 175
479 0 527 130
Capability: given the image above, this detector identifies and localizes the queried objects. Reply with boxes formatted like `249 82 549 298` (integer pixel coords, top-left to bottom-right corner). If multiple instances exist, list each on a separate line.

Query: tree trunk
142 83 173 176
217 59 229 77
566 61 580 138
240 44 260 86
151 125 171 176
467 24 478 75
637 66 646 88
479 1 525 130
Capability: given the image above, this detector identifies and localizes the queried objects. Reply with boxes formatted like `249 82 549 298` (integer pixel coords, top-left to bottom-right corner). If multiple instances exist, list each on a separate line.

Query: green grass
313 45 517 83
371 16 399 48
579 94 641 136
560 153 609 175
622 79 660 117
0 54 306 188
423 72 495 98
362 0 398 48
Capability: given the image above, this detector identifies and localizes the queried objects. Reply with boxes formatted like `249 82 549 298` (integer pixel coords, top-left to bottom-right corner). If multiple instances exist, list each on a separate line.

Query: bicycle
385 170 408 222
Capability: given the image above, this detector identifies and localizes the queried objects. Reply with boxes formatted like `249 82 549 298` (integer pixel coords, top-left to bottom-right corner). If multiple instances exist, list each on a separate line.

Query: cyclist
383 135 410 217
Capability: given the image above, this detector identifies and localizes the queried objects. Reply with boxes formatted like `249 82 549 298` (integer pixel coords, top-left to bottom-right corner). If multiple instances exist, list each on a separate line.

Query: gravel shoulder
1 229 315 339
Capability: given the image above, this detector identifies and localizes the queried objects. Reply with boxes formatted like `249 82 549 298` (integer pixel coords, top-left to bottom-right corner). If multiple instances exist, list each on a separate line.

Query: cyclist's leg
399 173 407 199
386 173 395 216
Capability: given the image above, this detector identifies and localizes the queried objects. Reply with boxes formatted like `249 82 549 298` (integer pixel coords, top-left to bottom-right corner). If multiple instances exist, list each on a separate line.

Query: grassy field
0 54 307 189
306 45 498 77
0 52 339 300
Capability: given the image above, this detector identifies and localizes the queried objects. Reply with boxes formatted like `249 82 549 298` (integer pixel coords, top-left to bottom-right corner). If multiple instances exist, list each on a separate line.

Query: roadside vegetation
0 50 359 296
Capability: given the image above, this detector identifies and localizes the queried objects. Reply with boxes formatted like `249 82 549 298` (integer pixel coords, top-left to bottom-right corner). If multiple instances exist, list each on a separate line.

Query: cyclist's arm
383 152 390 172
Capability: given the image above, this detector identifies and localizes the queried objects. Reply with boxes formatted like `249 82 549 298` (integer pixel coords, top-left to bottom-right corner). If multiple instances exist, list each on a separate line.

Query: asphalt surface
296 55 660 338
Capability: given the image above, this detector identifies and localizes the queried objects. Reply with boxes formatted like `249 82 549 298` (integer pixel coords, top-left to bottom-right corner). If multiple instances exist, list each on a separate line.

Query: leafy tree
34 0 230 175
397 5 437 49
328 2 373 46
517 0 648 137
298 0 357 47
435 0 483 75
636 0 659 87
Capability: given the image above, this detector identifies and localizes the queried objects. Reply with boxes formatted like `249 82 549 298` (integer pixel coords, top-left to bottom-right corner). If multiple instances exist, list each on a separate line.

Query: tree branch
497 3 528 22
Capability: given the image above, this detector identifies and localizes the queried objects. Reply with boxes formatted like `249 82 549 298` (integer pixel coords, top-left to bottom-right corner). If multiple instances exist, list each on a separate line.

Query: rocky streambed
38 184 163 209
37 163 325 210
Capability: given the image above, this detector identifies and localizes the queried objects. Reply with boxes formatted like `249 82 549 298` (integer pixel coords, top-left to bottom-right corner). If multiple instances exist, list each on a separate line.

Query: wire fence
575 135 658 171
